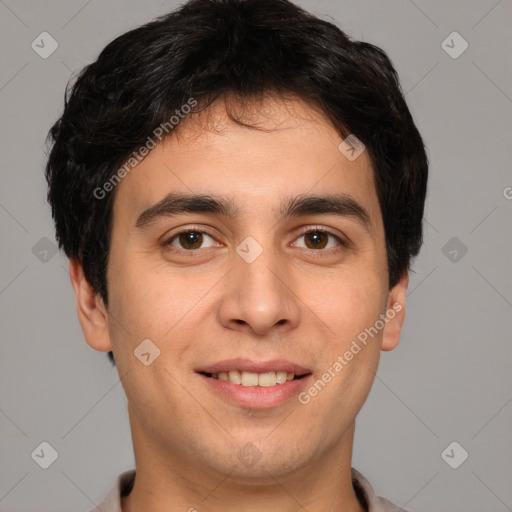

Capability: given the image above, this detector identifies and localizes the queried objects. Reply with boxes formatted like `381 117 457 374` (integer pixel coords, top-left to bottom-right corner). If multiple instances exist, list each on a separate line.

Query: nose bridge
238 240 281 298
218 234 299 335
237 236 284 306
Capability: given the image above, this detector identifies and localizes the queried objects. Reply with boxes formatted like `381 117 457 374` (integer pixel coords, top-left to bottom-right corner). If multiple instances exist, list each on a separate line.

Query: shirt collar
91 467 407 512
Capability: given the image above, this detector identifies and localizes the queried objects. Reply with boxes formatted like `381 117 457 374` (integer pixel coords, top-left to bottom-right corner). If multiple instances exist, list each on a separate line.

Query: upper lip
196 358 312 376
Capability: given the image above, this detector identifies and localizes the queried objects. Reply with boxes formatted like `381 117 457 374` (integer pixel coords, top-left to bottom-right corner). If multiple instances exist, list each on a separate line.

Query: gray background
1 0 511 510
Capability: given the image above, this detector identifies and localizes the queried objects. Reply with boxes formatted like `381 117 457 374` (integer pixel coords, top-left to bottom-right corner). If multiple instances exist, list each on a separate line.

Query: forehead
112 95 382 230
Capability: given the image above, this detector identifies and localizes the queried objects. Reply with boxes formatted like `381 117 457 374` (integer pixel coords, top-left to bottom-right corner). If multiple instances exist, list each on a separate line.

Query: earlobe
69 258 113 353
381 271 408 352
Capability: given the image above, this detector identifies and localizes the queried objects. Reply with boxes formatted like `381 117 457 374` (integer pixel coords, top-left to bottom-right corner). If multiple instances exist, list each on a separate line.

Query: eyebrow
135 192 372 235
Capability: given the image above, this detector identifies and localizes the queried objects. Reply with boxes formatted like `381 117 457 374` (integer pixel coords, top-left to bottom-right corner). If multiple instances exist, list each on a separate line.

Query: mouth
195 359 313 409
198 370 310 387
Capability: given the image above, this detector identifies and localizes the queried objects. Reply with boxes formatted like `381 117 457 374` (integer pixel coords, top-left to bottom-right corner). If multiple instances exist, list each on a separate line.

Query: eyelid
162 225 219 247
291 225 349 249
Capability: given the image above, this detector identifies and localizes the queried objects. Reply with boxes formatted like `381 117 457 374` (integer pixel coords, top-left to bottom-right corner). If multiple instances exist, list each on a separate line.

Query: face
72 96 407 482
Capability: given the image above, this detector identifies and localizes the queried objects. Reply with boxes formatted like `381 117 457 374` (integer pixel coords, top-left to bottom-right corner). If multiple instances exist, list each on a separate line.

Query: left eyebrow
279 193 373 236
135 192 373 236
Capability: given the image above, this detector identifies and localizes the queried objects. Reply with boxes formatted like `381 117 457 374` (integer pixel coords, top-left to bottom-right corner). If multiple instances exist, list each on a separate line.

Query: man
45 0 428 510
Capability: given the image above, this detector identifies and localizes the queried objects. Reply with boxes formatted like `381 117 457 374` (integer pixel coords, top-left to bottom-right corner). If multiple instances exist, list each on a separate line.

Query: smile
200 370 307 387
196 360 313 409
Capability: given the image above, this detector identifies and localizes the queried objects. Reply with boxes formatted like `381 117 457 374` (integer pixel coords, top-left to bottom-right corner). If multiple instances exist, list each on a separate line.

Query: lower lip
198 373 312 409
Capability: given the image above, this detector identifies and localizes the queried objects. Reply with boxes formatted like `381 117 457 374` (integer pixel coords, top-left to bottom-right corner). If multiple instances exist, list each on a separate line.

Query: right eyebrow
135 193 239 229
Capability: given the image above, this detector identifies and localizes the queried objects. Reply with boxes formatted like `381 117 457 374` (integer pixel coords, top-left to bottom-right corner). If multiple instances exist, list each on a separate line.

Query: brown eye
303 231 329 249
166 230 216 251
293 229 345 252
178 231 203 249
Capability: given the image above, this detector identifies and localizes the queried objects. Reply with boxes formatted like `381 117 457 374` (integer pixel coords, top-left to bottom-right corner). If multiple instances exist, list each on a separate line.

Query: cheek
104 253 166 360
313 266 387 344
106 253 214 357
303 272 386 417
304 278 385 416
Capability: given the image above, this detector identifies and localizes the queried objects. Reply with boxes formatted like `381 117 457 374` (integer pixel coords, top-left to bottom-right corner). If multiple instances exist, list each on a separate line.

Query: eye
293 229 345 251
165 230 217 251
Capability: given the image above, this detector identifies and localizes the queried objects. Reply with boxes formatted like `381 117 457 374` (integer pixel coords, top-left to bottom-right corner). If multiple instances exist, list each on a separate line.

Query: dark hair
45 0 428 367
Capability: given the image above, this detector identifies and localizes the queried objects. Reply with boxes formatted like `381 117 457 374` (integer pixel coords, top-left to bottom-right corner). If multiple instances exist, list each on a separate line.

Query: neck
122 410 366 512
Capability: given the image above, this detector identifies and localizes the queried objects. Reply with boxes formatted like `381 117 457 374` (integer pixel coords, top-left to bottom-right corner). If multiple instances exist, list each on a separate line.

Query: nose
217 243 301 337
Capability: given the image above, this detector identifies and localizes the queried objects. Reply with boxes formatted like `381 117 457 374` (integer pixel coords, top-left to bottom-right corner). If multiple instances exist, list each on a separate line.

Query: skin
70 95 408 512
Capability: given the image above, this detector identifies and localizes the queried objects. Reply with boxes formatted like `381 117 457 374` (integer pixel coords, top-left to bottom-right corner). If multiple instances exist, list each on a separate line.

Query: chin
211 436 315 480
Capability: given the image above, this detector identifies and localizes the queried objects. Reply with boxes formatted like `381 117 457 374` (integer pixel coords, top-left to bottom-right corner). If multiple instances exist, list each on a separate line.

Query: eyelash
162 226 348 255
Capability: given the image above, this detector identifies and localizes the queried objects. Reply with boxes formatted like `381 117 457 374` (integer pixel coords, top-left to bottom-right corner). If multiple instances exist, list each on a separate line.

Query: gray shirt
88 468 408 512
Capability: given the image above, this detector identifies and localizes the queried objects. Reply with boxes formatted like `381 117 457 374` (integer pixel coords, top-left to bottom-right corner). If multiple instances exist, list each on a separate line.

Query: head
45 0 427 479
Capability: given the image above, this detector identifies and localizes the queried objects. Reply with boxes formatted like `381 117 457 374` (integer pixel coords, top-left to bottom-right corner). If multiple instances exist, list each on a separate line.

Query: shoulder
87 469 136 512
352 468 409 512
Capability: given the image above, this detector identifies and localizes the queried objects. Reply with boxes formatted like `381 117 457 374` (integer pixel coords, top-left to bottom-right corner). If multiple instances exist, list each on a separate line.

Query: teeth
258 372 276 387
241 371 259 386
228 370 242 385
211 370 297 387
276 371 288 384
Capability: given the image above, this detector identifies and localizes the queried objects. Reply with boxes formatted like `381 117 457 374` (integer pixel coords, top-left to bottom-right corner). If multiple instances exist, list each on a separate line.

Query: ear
69 258 112 352
381 271 408 352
